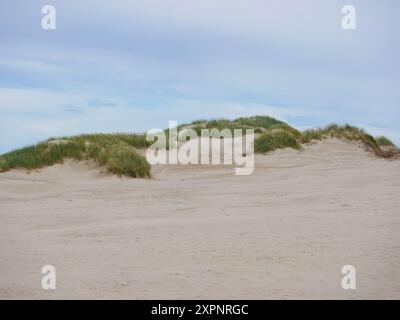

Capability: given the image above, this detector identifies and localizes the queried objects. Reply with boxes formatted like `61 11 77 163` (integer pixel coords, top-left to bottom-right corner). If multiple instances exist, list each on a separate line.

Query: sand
0 138 399 299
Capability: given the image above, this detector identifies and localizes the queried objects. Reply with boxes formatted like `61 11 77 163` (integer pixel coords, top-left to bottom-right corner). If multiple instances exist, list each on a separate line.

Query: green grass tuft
375 136 394 146
104 143 150 178
254 128 301 153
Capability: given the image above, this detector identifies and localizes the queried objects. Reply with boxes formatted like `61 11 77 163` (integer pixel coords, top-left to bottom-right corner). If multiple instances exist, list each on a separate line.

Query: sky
0 0 399 153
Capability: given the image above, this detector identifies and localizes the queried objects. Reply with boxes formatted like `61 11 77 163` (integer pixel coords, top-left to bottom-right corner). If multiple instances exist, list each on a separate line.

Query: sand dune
0 138 399 299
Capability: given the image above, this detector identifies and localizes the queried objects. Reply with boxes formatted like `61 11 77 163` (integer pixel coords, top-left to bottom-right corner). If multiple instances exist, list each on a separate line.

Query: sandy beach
0 138 399 299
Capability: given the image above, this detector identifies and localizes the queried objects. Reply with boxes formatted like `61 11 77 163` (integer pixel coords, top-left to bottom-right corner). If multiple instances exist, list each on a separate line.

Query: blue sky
0 0 399 153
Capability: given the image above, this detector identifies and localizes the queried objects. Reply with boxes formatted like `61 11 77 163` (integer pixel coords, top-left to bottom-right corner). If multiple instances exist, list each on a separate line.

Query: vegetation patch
300 124 397 158
0 134 151 178
254 128 301 153
375 136 395 146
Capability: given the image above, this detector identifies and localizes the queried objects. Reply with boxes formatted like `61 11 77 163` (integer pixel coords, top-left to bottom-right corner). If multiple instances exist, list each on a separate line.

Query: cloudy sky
0 0 399 153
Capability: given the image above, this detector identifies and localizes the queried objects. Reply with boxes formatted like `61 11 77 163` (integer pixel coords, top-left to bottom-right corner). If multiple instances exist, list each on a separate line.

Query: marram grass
0 134 151 178
0 116 397 177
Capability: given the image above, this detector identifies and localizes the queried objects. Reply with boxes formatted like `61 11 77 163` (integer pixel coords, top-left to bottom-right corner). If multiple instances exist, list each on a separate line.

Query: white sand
0 138 399 299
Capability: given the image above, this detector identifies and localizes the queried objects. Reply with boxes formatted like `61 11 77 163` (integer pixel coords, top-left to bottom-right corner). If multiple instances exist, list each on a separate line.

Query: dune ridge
0 116 398 178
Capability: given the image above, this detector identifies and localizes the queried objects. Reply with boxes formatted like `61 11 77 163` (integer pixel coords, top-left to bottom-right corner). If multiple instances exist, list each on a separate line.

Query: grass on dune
0 134 151 178
254 128 301 153
0 116 397 177
182 119 396 157
299 124 396 157
190 116 302 153
375 136 395 146
181 115 301 136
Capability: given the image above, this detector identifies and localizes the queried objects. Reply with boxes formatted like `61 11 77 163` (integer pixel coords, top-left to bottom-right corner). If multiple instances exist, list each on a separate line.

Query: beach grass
375 136 395 146
299 124 389 157
0 134 151 178
254 128 301 153
0 116 397 177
